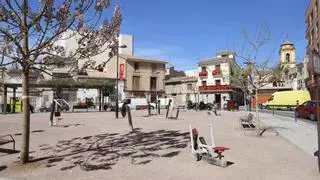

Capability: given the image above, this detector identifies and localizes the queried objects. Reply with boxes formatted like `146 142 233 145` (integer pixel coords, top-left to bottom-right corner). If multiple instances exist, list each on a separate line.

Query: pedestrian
29 104 34 113
212 101 218 116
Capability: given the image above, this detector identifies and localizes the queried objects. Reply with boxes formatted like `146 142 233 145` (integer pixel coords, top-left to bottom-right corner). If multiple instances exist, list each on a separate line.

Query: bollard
158 100 161 115
49 100 56 126
126 105 133 131
148 103 151 116
166 106 170 118
166 100 172 118
295 100 299 123
175 107 180 119
272 106 274 116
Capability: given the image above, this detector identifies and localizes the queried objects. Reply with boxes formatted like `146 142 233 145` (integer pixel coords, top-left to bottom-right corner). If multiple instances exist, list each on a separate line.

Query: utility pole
112 41 127 119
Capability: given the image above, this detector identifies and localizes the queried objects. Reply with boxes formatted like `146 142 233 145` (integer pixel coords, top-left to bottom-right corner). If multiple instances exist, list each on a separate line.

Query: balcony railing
199 71 208 77
212 69 222 75
199 85 233 91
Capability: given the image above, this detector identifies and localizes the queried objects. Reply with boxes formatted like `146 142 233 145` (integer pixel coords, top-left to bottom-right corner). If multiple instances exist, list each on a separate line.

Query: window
216 64 221 70
215 80 221 85
286 53 290 62
202 81 207 86
150 77 157 90
187 84 193 90
186 94 190 101
134 62 139 71
309 101 316 108
230 70 234 76
152 64 157 72
132 76 140 90
201 67 206 72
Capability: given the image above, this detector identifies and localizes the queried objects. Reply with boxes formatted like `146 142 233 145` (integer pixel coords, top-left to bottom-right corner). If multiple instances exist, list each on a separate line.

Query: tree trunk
255 88 260 136
244 91 247 115
21 69 30 163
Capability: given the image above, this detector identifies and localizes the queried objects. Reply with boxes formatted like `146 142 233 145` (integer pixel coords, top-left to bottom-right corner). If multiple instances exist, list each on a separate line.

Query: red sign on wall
120 64 124 80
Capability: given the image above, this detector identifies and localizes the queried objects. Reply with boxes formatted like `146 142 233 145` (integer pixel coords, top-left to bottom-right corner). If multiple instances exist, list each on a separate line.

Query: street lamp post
155 72 161 108
113 43 127 119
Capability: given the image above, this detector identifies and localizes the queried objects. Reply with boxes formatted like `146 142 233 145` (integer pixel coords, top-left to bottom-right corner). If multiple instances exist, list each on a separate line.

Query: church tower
279 39 296 69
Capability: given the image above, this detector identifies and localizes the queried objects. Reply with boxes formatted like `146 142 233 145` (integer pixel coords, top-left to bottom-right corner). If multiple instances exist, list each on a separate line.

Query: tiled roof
120 54 168 64
165 76 197 83
198 57 231 65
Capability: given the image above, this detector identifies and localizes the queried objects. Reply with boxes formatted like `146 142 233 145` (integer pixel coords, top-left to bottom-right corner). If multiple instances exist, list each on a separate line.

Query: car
295 100 319 121
39 105 52 112
39 103 70 112
117 98 156 110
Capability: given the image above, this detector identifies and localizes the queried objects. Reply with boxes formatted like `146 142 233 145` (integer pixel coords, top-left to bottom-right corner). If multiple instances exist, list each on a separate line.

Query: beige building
115 55 167 101
165 77 198 106
101 37 167 101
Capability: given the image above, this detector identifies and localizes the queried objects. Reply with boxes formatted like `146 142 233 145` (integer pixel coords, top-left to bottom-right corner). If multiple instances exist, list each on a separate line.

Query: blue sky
120 0 309 70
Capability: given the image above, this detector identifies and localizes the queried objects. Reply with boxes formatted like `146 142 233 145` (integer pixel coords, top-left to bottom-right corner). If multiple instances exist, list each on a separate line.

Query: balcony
199 71 208 78
212 69 222 75
199 85 233 91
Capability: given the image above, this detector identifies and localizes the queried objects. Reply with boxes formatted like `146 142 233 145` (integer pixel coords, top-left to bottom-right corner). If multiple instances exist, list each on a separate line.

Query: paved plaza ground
0 109 319 180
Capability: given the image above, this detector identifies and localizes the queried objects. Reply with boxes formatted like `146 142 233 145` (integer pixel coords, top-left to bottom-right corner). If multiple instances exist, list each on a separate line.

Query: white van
158 98 174 109
118 98 156 110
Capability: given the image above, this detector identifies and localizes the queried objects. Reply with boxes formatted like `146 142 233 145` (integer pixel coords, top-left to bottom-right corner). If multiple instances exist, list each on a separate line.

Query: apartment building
197 51 243 109
305 0 320 99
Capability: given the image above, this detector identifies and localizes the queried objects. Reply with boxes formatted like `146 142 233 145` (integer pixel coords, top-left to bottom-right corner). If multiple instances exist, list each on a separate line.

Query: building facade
119 55 167 101
197 51 243 109
306 0 320 99
165 77 198 106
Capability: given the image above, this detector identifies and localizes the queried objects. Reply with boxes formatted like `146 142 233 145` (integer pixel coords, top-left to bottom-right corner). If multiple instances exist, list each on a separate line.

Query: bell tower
280 39 296 69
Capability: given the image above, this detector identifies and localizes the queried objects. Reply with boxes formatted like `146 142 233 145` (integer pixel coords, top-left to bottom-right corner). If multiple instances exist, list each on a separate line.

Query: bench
0 134 15 150
239 113 268 136
239 113 254 128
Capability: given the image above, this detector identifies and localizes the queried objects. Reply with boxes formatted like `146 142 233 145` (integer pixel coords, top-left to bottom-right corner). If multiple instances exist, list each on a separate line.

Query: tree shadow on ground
0 165 7 172
0 148 20 155
53 123 85 128
13 129 45 136
30 129 189 171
